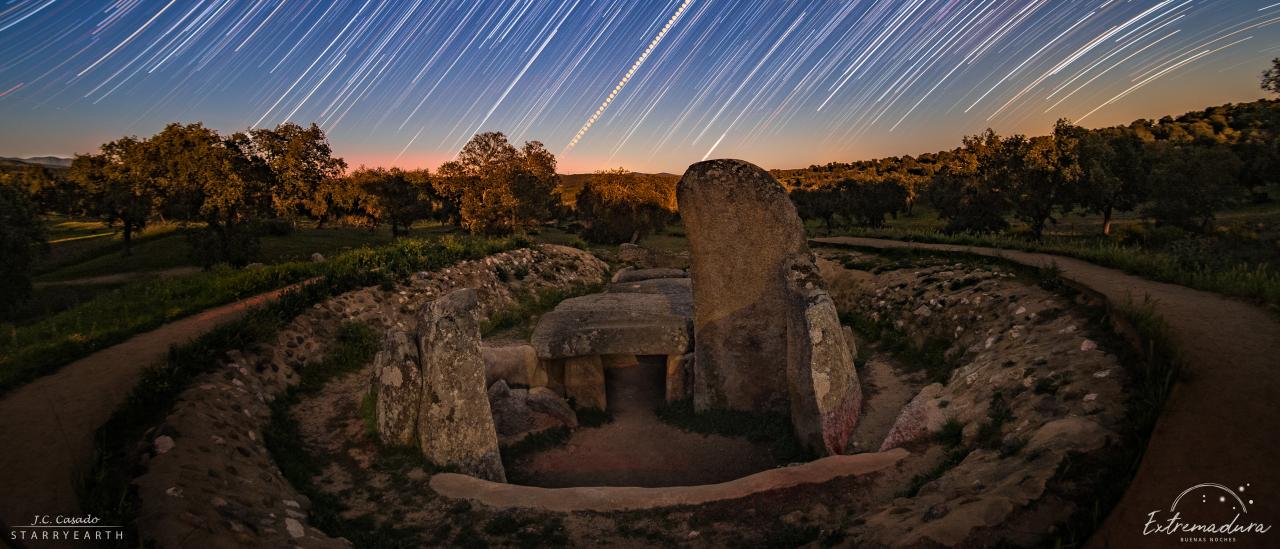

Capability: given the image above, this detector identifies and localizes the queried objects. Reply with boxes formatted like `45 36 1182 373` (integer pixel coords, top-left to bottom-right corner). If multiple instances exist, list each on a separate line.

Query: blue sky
1 0 1277 173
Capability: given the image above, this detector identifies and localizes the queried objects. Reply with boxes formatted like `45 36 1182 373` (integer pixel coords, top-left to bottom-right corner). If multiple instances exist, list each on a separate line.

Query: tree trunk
1102 206 1114 236
122 224 133 256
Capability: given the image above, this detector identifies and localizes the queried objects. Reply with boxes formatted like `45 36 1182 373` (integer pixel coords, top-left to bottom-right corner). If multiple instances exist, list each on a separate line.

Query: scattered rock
154 435 175 455
618 243 650 265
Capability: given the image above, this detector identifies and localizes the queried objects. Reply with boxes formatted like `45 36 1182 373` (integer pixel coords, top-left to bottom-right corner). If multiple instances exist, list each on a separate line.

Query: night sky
1 1 1277 173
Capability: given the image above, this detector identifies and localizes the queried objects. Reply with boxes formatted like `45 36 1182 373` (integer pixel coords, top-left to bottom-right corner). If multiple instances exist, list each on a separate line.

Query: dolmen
529 269 695 410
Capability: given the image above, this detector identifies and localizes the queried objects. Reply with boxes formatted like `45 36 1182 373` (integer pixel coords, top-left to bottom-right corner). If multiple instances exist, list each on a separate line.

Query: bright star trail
0 1 1277 172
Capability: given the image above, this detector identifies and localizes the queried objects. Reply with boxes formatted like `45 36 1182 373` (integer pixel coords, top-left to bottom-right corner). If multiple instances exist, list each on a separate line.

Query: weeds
1 235 528 396
934 418 964 447
840 310 961 384
480 281 604 336
834 226 1280 310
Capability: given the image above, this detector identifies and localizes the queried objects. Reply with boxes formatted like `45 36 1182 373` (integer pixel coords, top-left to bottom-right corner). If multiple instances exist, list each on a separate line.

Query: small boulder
618 243 650 265
310 252 325 263
481 344 537 387
527 387 578 428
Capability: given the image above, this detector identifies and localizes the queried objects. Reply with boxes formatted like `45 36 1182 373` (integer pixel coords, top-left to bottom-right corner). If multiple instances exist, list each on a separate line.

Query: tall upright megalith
416 288 506 482
678 159 861 455
678 159 808 412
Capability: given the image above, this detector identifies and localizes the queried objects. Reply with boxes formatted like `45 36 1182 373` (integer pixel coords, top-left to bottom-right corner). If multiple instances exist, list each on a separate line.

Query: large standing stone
677 159 810 412
785 256 863 455
374 330 421 447
678 158 862 455
415 289 505 482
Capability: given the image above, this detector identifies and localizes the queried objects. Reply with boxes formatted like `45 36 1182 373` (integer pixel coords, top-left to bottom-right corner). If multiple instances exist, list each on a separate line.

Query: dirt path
814 236 1280 549
509 359 778 488
0 284 300 538
32 266 202 287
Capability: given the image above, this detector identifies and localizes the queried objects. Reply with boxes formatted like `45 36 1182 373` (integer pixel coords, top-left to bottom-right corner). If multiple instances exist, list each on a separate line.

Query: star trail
0 1 1277 172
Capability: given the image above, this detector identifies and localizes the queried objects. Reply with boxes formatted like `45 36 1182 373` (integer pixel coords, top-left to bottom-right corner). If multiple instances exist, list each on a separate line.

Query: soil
847 354 925 453
508 358 779 487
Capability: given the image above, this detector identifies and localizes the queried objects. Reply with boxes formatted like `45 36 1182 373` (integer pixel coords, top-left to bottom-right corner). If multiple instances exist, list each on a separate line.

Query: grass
829 224 1280 311
0 235 527 396
655 399 812 464
480 281 605 337
263 322 439 549
36 225 400 282
1 262 323 395
79 234 524 547
1047 295 1184 547
839 309 960 384
1 281 128 325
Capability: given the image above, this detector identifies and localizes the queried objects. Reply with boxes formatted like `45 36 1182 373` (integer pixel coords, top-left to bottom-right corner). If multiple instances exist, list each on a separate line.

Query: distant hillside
0 156 72 169
556 172 679 205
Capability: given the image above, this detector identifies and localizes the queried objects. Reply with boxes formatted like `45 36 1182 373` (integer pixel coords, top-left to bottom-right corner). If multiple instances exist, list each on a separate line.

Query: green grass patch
1 235 526 396
830 225 1280 311
655 399 812 464
480 281 605 336
839 310 960 384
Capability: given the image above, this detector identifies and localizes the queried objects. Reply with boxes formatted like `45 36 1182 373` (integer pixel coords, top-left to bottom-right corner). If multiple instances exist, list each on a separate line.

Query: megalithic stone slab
677 159 810 412
784 255 863 456
374 330 422 447
564 355 607 410
416 288 506 482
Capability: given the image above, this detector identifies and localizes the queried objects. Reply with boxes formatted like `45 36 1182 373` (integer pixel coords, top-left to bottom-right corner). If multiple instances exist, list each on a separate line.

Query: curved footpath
814 237 1280 549
0 285 301 540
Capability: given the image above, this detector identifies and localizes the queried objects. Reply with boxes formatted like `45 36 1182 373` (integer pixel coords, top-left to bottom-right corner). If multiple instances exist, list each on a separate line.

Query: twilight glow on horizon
1 1 1278 174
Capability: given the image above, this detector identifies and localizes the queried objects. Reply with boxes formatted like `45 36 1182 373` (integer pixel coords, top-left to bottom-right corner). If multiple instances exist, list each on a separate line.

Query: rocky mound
819 250 1129 547
127 245 608 548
